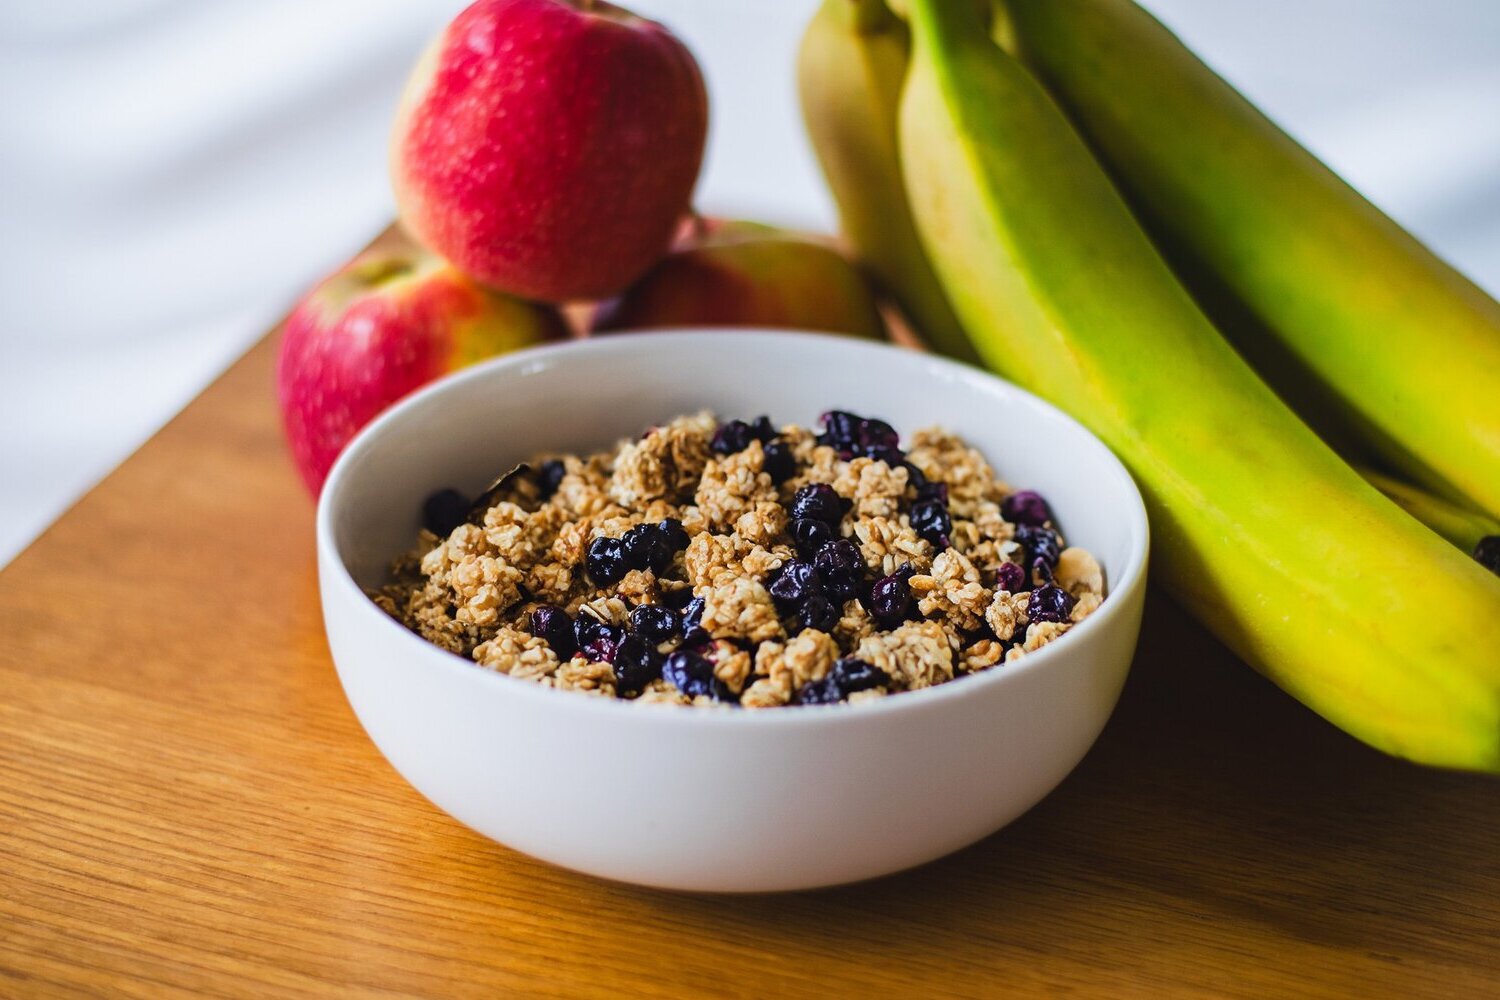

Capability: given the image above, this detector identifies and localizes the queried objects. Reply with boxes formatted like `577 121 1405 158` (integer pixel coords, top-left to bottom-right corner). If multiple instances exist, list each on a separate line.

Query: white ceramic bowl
318 330 1148 892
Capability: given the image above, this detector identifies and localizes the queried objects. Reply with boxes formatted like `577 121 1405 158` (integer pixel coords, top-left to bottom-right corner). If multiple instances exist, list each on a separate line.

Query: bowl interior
325 330 1146 622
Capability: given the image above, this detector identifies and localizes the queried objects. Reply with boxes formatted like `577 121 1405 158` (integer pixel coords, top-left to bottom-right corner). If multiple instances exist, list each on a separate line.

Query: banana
1001 0 1500 520
798 0 978 363
1358 466 1500 573
897 0 1500 771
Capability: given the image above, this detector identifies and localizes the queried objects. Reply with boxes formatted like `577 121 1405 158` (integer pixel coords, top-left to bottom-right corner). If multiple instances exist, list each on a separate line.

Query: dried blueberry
660 587 694 611
833 657 889 695
1475 536 1500 576
612 634 663 695
573 615 599 649
910 497 952 549
712 416 777 455
629 604 681 643
818 410 864 456
681 596 706 632
790 483 843 526
586 536 629 585
858 417 901 457
660 652 705 695
621 522 673 573
794 657 890 705
795 594 841 634
769 559 822 606
762 439 796 485
814 538 865 601
1002 489 1052 527
536 460 567 500
794 675 842 705
619 523 655 570
660 517 690 550
421 488 469 537
574 616 623 663
1027 585 1077 623
1015 524 1061 575
529 604 576 659
915 480 949 505
789 517 834 558
679 626 712 649
815 411 903 462
710 419 756 455
995 561 1027 594
662 649 725 700
868 565 915 625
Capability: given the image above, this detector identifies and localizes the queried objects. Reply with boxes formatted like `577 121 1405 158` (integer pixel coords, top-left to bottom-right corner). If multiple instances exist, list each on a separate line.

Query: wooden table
3 254 1497 998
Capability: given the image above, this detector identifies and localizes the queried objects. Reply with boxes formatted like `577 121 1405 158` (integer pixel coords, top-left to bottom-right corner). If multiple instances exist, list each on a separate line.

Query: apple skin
391 0 708 303
276 248 568 494
591 219 888 338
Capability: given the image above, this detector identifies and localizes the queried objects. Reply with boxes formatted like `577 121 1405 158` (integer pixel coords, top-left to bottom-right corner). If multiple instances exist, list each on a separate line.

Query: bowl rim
316 328 1150 729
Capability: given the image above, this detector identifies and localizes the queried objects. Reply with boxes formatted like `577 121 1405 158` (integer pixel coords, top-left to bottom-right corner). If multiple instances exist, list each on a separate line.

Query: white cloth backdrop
1 1 1497 566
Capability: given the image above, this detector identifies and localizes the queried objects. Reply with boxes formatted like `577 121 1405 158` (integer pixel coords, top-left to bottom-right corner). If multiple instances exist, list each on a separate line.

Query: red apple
591 218 887 338
276 247 568 493
391 0 708 302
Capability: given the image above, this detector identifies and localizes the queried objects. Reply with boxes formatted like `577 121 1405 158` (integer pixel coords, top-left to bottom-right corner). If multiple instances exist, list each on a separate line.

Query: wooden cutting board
2 230 1497 999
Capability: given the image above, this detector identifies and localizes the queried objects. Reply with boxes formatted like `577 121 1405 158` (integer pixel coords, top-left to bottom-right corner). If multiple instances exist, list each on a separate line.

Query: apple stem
688 210 710 242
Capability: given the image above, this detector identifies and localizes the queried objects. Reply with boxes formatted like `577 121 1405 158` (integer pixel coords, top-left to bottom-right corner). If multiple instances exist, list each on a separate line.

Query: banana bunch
1002 0 1500 521
797 0 976 363
799 0 1500 771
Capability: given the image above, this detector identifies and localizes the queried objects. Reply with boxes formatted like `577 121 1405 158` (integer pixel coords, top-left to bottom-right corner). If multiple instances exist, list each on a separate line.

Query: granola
374 410 1107 708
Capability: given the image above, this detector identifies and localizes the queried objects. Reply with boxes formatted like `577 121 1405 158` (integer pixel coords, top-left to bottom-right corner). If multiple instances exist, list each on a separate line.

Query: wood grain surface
2 242 1498 998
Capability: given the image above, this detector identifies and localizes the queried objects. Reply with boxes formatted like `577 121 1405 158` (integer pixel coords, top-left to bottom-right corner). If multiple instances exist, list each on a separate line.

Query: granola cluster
373 411 1107 708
